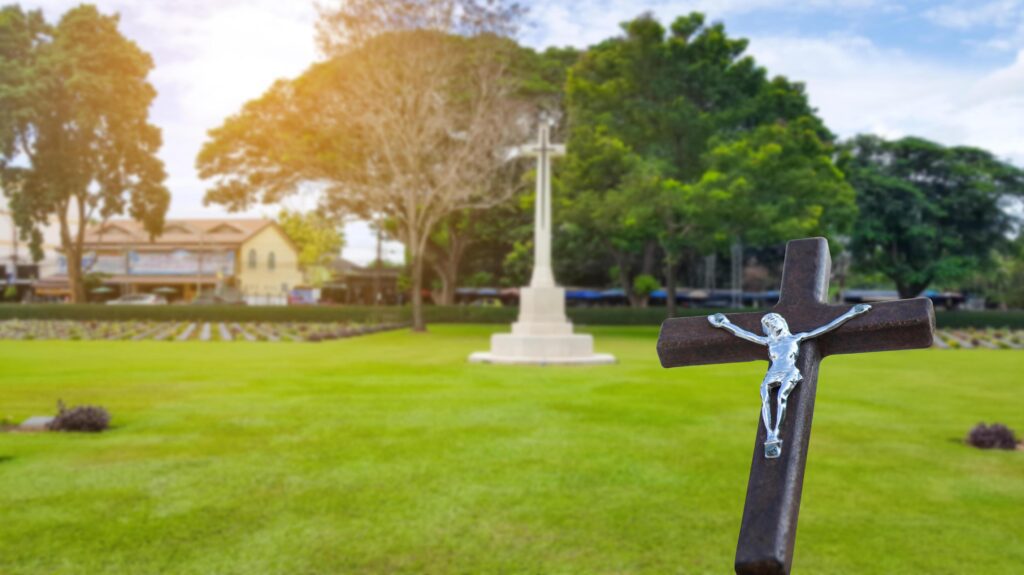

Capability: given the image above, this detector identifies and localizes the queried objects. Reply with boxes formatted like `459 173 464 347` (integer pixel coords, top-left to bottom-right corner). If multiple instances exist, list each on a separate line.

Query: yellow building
45 219 304 304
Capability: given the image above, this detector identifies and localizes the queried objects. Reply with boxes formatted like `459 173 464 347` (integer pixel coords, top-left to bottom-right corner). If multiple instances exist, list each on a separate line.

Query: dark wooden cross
656 238 935 575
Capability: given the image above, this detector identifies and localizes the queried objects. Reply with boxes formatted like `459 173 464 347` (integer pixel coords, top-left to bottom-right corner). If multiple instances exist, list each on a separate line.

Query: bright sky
22 0 1024 263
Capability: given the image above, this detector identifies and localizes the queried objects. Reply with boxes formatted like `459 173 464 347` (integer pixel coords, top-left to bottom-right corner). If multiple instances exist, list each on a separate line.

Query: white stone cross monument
469 123 615 365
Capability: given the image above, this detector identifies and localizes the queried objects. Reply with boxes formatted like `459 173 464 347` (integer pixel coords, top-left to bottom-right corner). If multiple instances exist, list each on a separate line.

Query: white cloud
925 0 1024 54
924 0 1021 29
525 0 888 47
746 34 1024 164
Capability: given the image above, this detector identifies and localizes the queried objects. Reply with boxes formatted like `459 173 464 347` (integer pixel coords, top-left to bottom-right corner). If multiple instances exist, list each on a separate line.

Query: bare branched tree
199 1 529 330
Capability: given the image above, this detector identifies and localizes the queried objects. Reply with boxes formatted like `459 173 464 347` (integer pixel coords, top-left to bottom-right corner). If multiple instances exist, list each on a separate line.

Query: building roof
330 257 402 278
83 219 277 248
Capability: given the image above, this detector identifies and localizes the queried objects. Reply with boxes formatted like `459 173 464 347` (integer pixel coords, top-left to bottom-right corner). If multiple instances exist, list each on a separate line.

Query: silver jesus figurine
708 304 872 458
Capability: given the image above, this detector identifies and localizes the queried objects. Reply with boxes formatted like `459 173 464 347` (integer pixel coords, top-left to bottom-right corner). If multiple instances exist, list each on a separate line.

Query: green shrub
2 303 1024 328
49 401 110 433
966 423 1018 450
632 274 660 299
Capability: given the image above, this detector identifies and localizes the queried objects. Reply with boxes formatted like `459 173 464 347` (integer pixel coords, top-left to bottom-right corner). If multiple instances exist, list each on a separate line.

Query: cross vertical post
657 237 935 575
520 122 564 289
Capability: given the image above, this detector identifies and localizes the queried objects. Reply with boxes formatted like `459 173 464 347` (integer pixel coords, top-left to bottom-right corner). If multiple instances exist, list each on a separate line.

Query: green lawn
0 325 1021 574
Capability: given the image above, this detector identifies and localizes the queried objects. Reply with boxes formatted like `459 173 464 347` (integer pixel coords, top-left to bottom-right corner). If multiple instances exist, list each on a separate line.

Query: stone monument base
469 332 616 365
469 286 616 365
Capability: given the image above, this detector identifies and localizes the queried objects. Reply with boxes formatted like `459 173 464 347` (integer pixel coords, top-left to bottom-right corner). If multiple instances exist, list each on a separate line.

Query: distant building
322 258 402 305
0 196 75 298
36 218 303 305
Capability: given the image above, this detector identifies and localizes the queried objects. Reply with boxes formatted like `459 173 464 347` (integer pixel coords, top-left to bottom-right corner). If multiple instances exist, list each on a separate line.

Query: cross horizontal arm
658 311 767 368
518 144 566 157
656 297 934 369
811 297 935 357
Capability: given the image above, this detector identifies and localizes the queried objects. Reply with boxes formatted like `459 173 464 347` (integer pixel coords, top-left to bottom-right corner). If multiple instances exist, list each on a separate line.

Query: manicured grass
0 325 1021 574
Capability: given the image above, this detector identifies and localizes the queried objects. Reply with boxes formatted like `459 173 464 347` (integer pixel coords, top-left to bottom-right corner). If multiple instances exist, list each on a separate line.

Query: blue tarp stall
744 290 780 307
699 290 734 308
841 290 899 303
648 289 694 304
923 289 964 310
841 289 963 309
565 289 603 305
598 288 628 305
455 287 499 304
455 287 521 305
565 288 602 296
454 287 477 304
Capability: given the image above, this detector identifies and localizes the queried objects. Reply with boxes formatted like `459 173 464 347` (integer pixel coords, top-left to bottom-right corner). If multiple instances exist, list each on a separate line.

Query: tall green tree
559 125 658 305
562 13 842 311
0 4 168 302
840 135 1024 298
277 209 344 287
691 118 856 249
0 6 45 171
984 236 1024 309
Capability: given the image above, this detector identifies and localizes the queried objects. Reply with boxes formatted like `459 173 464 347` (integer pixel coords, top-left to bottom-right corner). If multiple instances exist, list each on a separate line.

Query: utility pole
196 227 205 298
731 238 743 308
10 213 18 284
373 220 382 306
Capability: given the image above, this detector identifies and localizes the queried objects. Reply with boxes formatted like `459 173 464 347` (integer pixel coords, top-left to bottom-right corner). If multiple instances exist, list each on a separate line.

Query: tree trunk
613 246 662 308
896 280 928 300
439 248 462 306
429 259 447 305
67 248 85 303
612 250 634 307
426 221 470 307
442 256 457 305
730 238 743 309
665 255 678 318
410 252 426 332
641 241 657 275
373 222 383 306
627 241 658 308
58 206 87 304
428 248 463 307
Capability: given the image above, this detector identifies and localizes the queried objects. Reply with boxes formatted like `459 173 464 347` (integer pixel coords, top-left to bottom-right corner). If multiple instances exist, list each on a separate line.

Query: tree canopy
0 4 168 302
561 12 852 311
840 135 1024 298
277 209 344 287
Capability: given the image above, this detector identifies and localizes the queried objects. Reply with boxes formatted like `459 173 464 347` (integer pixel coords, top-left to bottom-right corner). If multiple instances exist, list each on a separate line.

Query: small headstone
232 323 257 342
18 416 54 431
177 322 197 341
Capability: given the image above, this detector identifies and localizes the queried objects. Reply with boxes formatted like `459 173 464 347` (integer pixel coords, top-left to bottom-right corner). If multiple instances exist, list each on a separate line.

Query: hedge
0 304 405 324
0 304 1022 329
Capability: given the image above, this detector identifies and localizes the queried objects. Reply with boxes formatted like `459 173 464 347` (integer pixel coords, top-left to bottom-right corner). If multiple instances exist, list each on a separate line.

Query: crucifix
519 121 565 289
657 237 934 575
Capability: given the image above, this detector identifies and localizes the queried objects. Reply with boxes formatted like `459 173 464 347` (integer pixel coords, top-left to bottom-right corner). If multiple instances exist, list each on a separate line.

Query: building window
248 249 257 269
267 251 276 271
